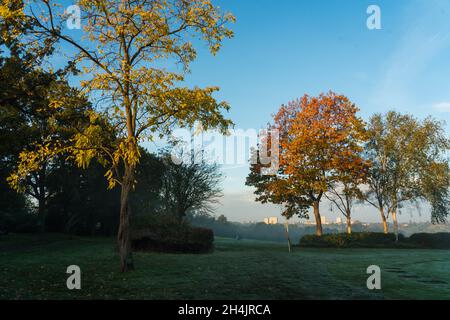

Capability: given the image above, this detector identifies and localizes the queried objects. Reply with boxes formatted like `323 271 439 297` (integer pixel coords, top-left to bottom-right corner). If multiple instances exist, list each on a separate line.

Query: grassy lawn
1 233 450 299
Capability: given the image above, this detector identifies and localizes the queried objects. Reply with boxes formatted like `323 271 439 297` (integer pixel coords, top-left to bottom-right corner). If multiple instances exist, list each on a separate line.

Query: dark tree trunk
312 201 323 236
37 192 46 219
118 165 135 272
177 206 186 222
37 167 46 228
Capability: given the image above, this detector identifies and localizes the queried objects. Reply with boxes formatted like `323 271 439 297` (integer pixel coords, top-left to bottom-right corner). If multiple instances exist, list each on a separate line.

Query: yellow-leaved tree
1 0 234 272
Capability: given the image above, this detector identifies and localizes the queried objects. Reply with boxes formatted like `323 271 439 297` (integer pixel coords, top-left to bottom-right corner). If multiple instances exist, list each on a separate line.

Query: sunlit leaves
0 0 25 41
248 92 369 219
365 111 450 223
6 0 234 193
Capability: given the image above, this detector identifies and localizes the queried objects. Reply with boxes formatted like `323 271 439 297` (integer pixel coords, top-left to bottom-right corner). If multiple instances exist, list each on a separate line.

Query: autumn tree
2 0 234 272
247 92 368 236
246 128 311 222
246 129 310 222
364 112 450 239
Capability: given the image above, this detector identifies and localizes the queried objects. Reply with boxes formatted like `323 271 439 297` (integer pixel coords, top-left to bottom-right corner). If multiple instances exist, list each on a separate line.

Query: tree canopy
364 111 450 237
247 92 368 236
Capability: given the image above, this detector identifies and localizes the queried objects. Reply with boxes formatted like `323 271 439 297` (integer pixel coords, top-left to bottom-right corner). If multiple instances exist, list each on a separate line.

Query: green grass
1 233 450 299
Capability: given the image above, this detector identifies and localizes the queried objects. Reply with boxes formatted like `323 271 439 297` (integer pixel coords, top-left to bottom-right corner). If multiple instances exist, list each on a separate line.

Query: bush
131 214 214 254
188 227 214 252
132 214 191 239
0 210 42 234
408 233 450 249
299 232 406 248
0 211 13 235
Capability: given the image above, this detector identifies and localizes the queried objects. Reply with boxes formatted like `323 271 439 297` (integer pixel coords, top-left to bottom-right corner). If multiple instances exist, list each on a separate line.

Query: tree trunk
312 201 323 236
391 209 399 242
346 213 352 235
284 222 293 253
118 165 135 272
37 167 47 229
37 191 46 220
380 208 388 234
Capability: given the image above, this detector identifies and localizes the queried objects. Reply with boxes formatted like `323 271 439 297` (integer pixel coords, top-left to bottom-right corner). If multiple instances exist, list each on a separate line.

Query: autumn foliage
247 92 369 236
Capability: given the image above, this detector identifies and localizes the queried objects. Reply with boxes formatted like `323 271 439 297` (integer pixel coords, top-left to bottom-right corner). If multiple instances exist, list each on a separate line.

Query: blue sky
175 0 450 223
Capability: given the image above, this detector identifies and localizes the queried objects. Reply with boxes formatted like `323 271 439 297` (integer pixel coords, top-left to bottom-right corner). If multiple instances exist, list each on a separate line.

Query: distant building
336 217 342 224
263 217 278 225
321 216 328 225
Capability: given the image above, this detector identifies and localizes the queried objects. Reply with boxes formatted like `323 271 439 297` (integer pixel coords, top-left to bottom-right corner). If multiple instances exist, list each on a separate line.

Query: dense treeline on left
0 55 221 236
1 55 103 234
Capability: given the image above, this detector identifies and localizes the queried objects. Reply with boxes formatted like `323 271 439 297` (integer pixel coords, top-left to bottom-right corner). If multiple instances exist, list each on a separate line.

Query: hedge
408 233 450 249
131 215 214 254
299 232 408 248
299 232 450 249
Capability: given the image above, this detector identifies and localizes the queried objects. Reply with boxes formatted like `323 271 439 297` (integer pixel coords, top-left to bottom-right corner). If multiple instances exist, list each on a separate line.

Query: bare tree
160 149 223 220
326 182 363 234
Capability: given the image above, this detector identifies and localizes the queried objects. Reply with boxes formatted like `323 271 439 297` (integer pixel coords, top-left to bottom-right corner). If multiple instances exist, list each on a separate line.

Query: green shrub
0 211 13 235
131 214 214 254
408 233 450 249
299 232 405 248
299 232 450 249
0 210 42 233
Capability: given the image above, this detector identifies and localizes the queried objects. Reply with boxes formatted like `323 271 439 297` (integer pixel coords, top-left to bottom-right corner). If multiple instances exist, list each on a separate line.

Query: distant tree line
188 213 450 243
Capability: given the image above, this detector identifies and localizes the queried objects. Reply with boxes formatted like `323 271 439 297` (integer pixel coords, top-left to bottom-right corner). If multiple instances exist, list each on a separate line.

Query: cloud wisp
433 102 450 113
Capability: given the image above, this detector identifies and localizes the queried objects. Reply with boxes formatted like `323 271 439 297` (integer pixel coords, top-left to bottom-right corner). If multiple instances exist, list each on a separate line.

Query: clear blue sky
177 0 450 223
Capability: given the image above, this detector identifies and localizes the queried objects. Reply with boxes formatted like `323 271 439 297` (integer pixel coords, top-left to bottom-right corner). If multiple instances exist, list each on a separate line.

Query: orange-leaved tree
247 92 368 236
